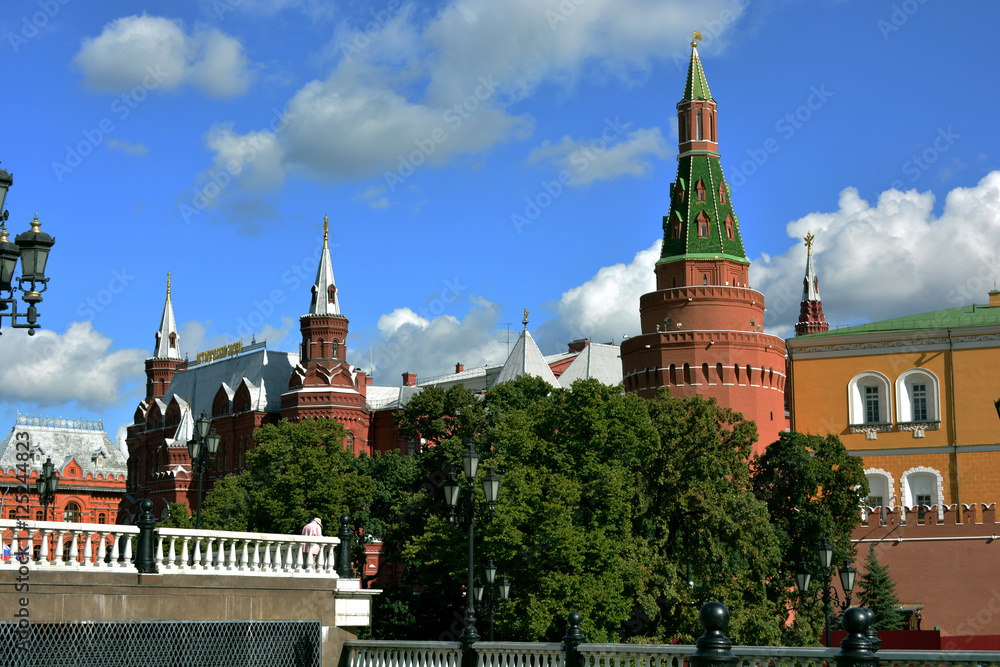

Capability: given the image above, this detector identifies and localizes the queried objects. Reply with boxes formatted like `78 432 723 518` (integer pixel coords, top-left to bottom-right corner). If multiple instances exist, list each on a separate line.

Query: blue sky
2 0 999 446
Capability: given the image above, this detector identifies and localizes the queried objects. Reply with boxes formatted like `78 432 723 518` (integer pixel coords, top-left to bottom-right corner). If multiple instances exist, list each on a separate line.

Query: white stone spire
801 233 822 302
153 272 181 359
309 216 341 316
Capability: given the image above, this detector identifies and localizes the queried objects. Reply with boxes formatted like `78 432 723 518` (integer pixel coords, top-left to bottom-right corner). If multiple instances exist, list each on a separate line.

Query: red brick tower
144 273 184 400
281 217 370 453
794 233 830 336
620 36 787 453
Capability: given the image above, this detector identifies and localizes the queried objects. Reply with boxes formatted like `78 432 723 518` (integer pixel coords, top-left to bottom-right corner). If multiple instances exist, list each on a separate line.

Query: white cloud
354 297 509 383
199 0 745 216
106 138 149 157
751 171 1000 338
535 241 659 352
0 322 145 409
527 126 671 186
74 15 253 97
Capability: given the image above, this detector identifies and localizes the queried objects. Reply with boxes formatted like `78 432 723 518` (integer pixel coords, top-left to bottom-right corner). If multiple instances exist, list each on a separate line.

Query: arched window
718 183 726 204
865 468 895 523
696 179 706 202
683 363 692 385
98 513 107 524
696 112 703 141
328 284 337 303
716 363 724 385
169 332 177 349
679 116 687 142
725 214 735 239
848 371 892 426
696 211 710 237
895 369 940 424
345 433 355 453
734 364 741 384
709 114 715 142
64 502 80 523
669 364 678 386
901 467 944 522
703 363 710 384
332 340 340 359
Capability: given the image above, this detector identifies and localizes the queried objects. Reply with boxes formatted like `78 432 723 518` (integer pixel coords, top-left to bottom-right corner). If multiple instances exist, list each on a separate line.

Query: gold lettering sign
196 341 243 365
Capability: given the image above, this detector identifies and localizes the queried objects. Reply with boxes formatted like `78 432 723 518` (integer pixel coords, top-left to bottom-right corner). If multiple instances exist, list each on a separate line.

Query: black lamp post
0 165 56 337
473 557 510 640
186 412 221 530
36 457 58 521
443 442 501 652
795 536 857 646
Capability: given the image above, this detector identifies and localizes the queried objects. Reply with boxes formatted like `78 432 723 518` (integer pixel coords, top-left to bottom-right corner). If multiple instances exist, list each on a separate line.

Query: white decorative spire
801 232 821 302
309 216 341 316
153 272 181 359
495 326 560 388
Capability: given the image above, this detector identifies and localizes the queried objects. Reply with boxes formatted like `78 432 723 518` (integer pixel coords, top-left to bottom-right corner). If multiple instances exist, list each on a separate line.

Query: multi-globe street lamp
0 166 56 336
795 536 857 646
444 441 501 651
473 558 511 640
186 412 221 530
36 457 59 522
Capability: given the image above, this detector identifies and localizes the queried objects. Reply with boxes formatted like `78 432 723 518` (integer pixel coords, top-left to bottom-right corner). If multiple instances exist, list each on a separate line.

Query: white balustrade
0 518 343 578
343 641 463 667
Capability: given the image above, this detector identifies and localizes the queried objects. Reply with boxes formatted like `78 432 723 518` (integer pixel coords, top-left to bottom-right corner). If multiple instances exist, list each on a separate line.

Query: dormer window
696 211 710 237
328 284 336 303
696 180 706 202
719 184 726 204
725 213 735 239
169 332 176 349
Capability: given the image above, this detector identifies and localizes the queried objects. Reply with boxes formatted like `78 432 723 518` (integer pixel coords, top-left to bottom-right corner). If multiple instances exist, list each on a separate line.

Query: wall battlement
857 502 998 540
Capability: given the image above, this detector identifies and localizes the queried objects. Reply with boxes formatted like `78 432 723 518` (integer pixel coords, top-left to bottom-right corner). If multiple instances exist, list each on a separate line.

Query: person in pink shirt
302 517 323 561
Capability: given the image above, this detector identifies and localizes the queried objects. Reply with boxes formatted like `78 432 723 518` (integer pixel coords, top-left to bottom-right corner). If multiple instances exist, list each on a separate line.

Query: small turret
795 233 830 336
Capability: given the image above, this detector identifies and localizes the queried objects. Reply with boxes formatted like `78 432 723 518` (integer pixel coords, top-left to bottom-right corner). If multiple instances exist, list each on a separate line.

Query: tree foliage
751 431 869 644
857 546 904 630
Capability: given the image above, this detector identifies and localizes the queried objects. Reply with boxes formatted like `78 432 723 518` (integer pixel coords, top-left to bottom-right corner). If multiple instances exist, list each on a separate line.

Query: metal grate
0 620 321 667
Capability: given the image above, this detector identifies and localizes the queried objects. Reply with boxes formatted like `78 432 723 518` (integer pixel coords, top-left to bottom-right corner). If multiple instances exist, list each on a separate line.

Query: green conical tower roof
682 41 713 102
659 43 748 267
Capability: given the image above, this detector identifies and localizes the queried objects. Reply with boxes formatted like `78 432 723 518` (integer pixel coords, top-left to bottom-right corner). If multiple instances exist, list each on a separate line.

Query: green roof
682 46 713 102
798 303 1000 338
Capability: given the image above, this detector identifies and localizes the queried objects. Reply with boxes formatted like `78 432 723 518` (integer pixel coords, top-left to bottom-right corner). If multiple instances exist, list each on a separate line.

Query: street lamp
35 457 58 521
444 442 502 652
186 412 221 530
0 165 56 336
795 536 857 646
474 557 510 640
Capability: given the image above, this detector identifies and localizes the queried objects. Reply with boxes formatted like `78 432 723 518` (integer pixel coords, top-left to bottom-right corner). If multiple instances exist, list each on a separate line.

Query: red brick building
620 38 787 453
0 415 127 524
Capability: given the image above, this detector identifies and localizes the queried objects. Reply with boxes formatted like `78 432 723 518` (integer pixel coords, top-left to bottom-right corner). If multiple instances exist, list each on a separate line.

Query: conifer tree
857 545 905 630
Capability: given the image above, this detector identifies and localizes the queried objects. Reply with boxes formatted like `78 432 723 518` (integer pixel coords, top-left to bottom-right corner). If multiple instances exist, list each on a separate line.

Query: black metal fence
0 619 321 667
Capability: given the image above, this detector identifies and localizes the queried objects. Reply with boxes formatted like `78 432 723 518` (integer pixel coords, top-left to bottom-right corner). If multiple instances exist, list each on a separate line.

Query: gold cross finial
804 232 815 256
323 215 329 249
167 272 172 298
522 309 529 330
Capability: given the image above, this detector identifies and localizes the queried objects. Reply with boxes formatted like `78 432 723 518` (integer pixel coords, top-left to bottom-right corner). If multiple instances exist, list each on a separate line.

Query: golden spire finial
692 29 703 48
522 309 529 330
167 272 172 298
0 221 7 243
323 215 329 250
804 232 815 256
30 213 41 232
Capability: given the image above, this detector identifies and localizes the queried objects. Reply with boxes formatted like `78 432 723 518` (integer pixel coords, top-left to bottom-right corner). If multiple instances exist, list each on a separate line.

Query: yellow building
787 290 1000 518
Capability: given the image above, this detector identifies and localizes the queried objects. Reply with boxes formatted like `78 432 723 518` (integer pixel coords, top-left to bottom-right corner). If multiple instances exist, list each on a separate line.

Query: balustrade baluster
262 541 272 572
96 531 107 567
68 531 79 565
180 537 191 570
240 540 249 571
38 528 51 566
193 538 203 568
205 537 214 571
81 530 93 566
167 536 177 570
229 538 238 570
110 531 121 565
122 534 133 567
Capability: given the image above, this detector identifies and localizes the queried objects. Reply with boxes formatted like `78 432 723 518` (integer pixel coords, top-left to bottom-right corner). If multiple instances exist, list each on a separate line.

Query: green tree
640 389 784 645
159 502 195 529
200 418 375 535
751 431 869 644
857 545 904 630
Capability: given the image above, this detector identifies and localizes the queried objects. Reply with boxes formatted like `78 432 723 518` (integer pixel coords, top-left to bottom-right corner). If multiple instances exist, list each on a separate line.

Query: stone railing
343 604 1000 667
343 641 463 667
0 518 342 577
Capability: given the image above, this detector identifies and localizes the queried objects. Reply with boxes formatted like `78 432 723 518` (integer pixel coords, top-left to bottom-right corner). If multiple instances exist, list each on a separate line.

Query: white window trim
847 371 892 427
900 466 945 522
895 368 940 424
864 468 896 509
